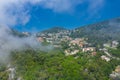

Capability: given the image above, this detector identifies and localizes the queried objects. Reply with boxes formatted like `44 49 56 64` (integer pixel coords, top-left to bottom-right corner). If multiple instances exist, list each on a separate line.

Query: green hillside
70 17 120 46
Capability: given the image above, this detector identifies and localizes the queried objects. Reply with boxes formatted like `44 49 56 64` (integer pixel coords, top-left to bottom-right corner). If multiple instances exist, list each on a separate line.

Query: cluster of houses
36 30 120 61
64 38 96 56
37 30 71 46
100 41 119 62
103 40 119 48
37 30 97 56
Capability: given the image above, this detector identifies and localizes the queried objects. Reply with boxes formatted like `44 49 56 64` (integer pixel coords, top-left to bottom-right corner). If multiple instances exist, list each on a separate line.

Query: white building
101 55 110 62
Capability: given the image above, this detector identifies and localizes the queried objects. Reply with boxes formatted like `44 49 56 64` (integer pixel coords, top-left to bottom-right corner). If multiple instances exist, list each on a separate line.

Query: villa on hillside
82 47 96 52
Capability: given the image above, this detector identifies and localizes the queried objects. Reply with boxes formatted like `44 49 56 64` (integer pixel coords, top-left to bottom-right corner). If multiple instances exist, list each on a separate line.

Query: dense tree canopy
0 48 119 80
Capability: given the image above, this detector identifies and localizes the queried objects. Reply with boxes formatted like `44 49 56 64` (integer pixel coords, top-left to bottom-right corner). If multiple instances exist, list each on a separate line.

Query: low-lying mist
0 26 53 64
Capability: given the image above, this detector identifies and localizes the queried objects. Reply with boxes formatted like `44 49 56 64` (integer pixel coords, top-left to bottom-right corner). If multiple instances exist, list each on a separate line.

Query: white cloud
0 0 42 26
0 0 105 26
0 0 27 26
39 0 105 15
39 0 83 13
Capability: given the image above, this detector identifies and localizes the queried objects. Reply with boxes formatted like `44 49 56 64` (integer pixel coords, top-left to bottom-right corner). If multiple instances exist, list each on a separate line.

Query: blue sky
0 0 120 32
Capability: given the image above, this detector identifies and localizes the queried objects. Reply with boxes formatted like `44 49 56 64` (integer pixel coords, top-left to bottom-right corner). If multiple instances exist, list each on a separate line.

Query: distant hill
41 27 67 33
71 17 120 46
10 29 31 37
